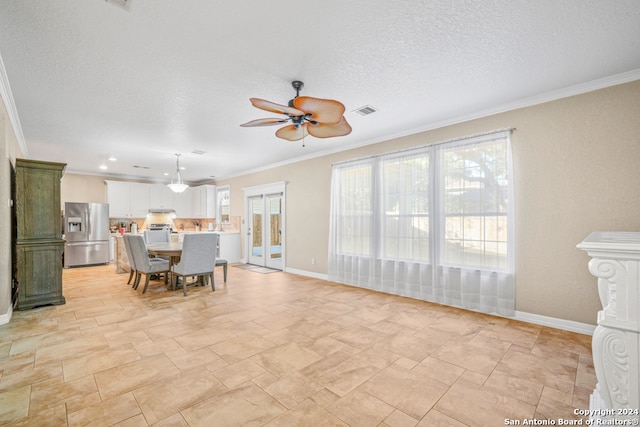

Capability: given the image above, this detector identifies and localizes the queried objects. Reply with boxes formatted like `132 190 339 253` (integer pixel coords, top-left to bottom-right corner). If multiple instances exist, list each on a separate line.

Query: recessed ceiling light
108 157 117 162
99 165 108 170
163 172 169 176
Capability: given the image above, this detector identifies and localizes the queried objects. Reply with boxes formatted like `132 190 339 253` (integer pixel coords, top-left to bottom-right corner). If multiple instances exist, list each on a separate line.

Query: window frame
332 130 513 273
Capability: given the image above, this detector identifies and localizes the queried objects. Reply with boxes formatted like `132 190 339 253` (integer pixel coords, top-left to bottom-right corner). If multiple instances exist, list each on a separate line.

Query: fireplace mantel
577 232 640 423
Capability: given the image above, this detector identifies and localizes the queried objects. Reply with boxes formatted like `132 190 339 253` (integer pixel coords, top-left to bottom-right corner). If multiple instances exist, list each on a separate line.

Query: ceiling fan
240 81 352 142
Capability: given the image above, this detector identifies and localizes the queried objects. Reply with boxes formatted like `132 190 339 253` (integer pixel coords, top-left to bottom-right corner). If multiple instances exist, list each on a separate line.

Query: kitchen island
112 233 131 274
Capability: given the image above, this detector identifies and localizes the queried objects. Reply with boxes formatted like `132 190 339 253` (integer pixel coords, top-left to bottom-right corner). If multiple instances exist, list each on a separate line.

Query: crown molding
334 68 640 159
218 69 640 181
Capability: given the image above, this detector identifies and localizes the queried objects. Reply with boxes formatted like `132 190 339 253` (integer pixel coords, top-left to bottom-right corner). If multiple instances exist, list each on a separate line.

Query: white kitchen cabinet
129 182 150 217
106 181 131 217
191 185 216 219
105 180 150 218
218 232 241 263
105 180 217 219
149 184 175 210
190 186 203 217
204 185 216 218
173 188 193 218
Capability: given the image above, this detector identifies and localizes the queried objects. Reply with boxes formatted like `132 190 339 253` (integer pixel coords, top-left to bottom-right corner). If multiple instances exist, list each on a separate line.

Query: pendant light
167 153 188 193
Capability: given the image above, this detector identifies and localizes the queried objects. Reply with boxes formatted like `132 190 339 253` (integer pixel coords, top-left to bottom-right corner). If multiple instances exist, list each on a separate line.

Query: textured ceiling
1 1 640 183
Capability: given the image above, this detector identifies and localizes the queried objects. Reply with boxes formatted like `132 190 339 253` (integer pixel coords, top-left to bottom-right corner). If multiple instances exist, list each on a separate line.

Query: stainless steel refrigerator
64 202 110 267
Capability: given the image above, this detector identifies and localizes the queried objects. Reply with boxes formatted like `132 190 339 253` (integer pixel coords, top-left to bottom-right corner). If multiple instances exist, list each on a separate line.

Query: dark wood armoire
15 158 66 310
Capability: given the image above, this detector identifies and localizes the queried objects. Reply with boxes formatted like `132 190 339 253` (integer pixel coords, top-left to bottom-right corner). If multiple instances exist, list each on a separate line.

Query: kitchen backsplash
109 215 240 233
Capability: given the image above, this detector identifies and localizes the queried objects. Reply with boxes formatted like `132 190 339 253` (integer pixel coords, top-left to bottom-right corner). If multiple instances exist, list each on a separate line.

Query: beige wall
60 174 108 206
217 81 640 325
0 94 24 321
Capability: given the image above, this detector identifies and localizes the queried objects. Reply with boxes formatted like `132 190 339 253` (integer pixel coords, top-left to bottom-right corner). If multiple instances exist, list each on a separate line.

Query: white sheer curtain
328 130 514 316
328 158 376 289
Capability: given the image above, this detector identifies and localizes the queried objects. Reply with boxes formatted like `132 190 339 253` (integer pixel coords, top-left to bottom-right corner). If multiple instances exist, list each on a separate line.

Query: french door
247 190 284 270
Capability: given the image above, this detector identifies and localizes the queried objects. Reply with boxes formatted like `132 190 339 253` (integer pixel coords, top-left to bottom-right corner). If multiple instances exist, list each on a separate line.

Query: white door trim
242 181 286 268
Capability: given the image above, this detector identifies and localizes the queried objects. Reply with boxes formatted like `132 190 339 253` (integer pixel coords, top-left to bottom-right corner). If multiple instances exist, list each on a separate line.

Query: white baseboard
283 268 596 336
284 267 328 281
515 311 595 336
0 305 13 326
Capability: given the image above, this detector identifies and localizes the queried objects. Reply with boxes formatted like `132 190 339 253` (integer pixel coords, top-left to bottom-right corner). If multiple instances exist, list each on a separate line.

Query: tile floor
0 264 596 426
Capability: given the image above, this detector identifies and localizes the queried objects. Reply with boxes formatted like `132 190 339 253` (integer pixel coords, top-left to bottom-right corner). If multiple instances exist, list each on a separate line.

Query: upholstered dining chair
215 258 228 285
144 229 171 261
124 234 168 287
128 234 170 293
172 233 218 296
144 229 170 244
122 234 137 285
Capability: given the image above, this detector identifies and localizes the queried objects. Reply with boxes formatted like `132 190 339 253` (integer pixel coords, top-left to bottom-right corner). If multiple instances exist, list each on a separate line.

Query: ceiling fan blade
275 123 309 141
306 116 352 139
240 118 289 127
250 98 305 116
292 96 345 124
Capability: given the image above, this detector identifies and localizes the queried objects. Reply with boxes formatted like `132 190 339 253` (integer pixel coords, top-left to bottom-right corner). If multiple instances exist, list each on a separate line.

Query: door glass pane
269 197 282 260
251 198 263 258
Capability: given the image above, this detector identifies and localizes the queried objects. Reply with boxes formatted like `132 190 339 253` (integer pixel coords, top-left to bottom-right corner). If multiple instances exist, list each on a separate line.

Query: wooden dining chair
128 234 170 293
172 233 218 296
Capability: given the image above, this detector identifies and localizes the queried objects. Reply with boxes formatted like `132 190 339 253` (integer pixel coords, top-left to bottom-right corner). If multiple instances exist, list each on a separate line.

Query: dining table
147 241 182 261
147 242 183 289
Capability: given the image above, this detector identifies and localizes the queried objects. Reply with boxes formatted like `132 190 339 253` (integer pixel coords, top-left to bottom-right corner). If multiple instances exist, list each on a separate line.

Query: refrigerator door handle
86 208 91 237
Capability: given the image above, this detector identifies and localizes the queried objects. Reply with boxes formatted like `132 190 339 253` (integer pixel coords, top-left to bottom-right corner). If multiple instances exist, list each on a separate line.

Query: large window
328 130 514 316
441 139 510 270
334 161 373 256
382 153 430 263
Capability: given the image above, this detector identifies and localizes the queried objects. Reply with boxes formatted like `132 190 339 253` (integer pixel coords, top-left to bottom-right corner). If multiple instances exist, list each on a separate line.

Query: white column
577 232 640 423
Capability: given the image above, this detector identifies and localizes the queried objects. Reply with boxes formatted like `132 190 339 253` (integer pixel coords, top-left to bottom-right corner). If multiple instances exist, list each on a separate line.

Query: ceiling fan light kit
241 81 352 142
167 153 188 193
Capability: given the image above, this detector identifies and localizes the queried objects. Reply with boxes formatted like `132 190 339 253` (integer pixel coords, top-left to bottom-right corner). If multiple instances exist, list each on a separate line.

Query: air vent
353 105 377 116
192 150 206 155
132 165 150 169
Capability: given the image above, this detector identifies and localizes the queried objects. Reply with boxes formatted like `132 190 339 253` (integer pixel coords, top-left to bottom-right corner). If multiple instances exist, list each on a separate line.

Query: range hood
148 208 176 214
